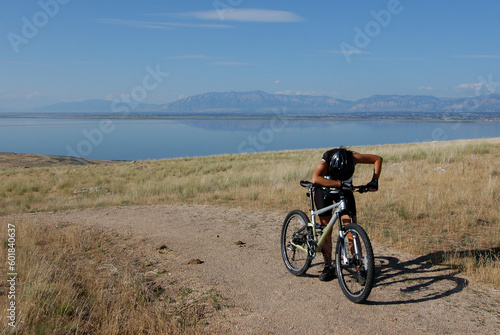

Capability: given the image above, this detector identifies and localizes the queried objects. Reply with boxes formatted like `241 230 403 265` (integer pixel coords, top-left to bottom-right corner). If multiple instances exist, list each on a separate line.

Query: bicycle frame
289 185 359 264
310 200 343 250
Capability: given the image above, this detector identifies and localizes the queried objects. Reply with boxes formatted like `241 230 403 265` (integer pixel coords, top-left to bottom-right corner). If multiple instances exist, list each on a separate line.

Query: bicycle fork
339 229 349 265
339 228 365 268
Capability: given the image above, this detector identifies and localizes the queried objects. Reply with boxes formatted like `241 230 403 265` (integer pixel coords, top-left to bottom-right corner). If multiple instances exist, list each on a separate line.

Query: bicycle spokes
281 210 313 276
335 223 374 303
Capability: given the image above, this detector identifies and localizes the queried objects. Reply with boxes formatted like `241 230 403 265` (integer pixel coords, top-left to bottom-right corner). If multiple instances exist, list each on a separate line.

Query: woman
311 147 382 281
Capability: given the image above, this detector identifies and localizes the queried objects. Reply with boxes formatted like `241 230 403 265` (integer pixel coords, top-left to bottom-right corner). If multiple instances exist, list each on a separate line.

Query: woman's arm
353 153 382 180
312 153 383 189
311 161 342 188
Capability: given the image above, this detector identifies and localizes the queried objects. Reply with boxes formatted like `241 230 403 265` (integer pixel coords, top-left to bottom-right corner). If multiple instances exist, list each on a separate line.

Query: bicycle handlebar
299 180 371 193
355 185 369 193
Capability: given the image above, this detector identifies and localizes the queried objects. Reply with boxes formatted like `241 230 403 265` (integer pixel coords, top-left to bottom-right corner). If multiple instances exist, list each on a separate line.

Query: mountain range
3 91 500 116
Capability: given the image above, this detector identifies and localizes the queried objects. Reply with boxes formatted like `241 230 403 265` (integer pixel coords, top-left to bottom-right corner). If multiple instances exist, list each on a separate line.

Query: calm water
0 118 498 160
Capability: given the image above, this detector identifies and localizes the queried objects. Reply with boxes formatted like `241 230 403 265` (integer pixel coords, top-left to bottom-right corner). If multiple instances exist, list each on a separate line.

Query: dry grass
0 137 499 333
0 217 225 334
0 149 319 215
353 139 500 287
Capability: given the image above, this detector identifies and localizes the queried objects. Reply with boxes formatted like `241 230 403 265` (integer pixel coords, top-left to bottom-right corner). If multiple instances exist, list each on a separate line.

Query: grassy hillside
1 138 499 333
1 139 499 275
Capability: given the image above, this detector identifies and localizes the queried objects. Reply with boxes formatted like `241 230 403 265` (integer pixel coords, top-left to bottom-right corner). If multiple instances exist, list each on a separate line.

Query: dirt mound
0 152 121 168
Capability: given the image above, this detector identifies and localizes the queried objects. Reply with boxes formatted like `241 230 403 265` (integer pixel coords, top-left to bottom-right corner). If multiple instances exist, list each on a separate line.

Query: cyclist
311 147 382 281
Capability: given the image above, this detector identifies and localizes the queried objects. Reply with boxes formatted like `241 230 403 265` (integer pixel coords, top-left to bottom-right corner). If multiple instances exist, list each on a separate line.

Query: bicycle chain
306 227 317 259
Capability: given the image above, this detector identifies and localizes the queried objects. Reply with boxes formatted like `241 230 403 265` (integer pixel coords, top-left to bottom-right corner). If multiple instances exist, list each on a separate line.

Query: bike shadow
308 255 466 305
364 247 499 305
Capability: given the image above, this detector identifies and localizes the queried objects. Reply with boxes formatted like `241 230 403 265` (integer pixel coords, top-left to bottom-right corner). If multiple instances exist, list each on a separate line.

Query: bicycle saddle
300 180 313 188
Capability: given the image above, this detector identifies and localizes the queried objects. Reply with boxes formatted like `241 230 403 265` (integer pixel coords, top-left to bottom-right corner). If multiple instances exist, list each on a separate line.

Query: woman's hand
367 179 378 192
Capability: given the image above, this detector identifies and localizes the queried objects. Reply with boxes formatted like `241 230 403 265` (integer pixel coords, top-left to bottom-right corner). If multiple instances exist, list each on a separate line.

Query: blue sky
1 0 500 109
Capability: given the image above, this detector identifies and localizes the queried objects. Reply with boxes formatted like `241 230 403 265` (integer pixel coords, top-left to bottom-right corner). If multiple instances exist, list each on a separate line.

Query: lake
0 118 498 160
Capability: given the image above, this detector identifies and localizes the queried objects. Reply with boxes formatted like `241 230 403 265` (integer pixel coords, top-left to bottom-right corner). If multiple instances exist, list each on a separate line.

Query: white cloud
274 80 281 84
25 91 41 99
418 86 434 90
454 82 484 90
104 94 116 101
275 90 293 95
97 9 303 31
96 19 232 29
0 91 42 99
177 9 304 22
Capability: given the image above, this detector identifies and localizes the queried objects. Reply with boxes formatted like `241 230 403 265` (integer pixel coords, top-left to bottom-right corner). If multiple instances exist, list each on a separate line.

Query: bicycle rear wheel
335 223 374 303
281 210 312 276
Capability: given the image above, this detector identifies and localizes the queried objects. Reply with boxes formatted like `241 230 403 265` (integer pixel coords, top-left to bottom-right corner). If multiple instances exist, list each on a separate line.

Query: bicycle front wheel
281 210 312 276
335 223 374 303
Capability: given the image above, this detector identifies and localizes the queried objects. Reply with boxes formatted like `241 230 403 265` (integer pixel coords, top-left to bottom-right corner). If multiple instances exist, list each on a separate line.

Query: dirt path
16 204 500 334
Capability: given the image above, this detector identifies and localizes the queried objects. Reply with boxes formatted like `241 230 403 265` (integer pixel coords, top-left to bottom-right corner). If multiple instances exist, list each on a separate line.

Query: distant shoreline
1 111 500 122
0 152 125 169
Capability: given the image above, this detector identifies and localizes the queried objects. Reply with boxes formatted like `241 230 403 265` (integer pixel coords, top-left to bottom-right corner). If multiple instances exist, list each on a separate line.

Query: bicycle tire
281 210 313 276
335 223 374 303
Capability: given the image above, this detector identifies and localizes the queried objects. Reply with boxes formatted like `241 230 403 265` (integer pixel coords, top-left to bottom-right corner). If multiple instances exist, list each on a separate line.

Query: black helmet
330 148 355 181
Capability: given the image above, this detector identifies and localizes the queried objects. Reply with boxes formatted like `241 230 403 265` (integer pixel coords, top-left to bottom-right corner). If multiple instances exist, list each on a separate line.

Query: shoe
355 269 366 286
319 265 336 282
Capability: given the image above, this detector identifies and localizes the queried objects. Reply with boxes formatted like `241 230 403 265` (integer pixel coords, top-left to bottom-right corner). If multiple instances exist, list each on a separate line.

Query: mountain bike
280 180 375 303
